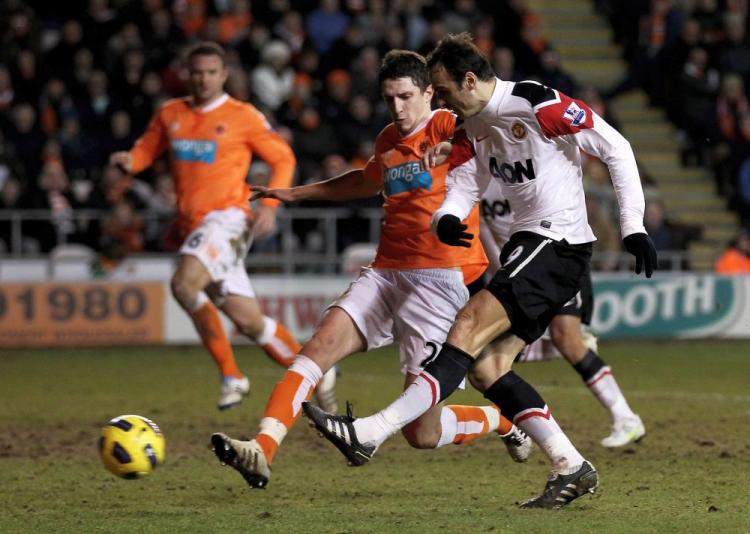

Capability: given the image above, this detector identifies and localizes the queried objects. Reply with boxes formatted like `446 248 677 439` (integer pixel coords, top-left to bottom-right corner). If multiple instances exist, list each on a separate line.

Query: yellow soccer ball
99 415 165 479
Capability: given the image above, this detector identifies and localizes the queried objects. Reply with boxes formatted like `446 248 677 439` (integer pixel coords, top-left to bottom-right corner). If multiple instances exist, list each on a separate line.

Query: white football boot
217 375 250 411
211 434 270 488
601 415 645 448
499 425 534 463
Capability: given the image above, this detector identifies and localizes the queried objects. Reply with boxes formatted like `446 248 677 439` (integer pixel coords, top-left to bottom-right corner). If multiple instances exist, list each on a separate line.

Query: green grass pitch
1 341 749 533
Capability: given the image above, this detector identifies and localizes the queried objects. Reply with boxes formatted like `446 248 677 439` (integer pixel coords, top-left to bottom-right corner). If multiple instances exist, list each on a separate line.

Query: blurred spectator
273 10 306 55
250 40 294 112
715 230 750 273
339 94 380 158
0 65 15 112
38 78 76 136
26 161 83 252
306 0 349 55
320 69 352 125
644 199 703 270
493 47 525 82
538 47 578 97
5 103 45 184
11 49 42 103
323 21 366 73
76 70 119 140
350 46 382 104
734 153 750 227
719 13 750 82
218 0 253 46
100 199 145 260
45 20 86 81
680 47 721 165
0 176 33 253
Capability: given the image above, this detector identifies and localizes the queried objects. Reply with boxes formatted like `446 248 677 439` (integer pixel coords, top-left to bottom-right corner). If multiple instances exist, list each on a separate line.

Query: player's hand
421 141 453 169
252 205 277 238
436 214 473 247
250 185 296 203
623 232 658 278
109 151 133 173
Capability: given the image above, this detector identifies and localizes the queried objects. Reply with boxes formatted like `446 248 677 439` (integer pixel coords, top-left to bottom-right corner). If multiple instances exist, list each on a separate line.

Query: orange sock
256 369 314 464
498 414 514 435
191 302 242 378
259 319 302 368
445 404 519 445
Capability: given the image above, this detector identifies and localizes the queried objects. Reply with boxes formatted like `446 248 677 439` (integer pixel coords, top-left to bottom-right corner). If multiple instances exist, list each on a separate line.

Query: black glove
623 233 658 278
436 214 473 247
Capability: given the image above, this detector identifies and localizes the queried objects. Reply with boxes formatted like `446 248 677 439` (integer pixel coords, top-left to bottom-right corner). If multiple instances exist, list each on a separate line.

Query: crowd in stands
598 0 750 237
0 0 726 272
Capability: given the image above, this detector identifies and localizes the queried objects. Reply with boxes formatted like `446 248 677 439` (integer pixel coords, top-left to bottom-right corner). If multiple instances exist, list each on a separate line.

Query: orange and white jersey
129 93 295 234
363 109 487 284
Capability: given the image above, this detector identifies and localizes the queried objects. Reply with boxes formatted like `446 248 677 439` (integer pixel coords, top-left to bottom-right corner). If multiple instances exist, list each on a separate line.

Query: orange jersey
364 109 487 283
129 94 295 233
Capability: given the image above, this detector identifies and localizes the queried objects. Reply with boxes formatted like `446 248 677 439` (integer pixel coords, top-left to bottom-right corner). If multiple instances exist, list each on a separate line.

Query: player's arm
110 111 168 173
430 129 490 247
251 165 382 203
567 110 657 277
534 90 657 277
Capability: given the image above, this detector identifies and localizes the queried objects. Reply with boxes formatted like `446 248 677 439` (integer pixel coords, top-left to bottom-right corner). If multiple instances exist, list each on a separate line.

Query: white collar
476 78 507 121
195 93 229 113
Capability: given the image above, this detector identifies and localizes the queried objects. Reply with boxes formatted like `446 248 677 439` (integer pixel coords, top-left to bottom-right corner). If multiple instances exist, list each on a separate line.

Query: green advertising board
591 275 750 338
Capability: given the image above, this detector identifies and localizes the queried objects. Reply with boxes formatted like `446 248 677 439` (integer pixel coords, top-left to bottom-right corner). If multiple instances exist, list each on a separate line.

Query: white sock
287 354 322 416
436 408 458 448
587 367 637 422
515 407 585 474
255 316 277 345
353 373 437 447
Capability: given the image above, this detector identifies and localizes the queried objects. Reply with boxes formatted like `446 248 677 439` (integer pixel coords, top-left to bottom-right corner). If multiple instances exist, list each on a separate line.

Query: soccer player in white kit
304 33 657 509
479 178 645 448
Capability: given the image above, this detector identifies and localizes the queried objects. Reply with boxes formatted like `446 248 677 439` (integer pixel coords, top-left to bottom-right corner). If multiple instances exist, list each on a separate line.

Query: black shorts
556 268 594 326
485 231 592 343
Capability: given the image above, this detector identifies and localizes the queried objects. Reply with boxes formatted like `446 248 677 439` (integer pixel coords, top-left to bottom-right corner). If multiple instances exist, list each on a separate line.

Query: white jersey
432 79 646 244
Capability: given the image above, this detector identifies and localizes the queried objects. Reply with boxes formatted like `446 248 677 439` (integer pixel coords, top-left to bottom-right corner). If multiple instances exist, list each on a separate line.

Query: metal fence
0 208 718 273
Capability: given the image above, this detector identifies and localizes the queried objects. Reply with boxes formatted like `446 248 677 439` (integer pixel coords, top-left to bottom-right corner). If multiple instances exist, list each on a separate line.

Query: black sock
483 371 546 422
422 343 474 403
572 350 607 383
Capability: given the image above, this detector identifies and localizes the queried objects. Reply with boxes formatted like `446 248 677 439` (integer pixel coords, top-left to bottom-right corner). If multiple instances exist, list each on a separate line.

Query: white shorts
331 267 469 376
179 208 255 298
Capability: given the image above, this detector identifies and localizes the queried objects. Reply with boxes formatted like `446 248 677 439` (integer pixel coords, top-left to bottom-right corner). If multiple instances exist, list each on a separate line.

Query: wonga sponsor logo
590 275 738 338
171 139 217 163
383 161 432 196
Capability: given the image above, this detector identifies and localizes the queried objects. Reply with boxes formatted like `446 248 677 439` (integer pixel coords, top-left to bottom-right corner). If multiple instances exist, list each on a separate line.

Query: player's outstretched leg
211 433 270 489
303 401 377 466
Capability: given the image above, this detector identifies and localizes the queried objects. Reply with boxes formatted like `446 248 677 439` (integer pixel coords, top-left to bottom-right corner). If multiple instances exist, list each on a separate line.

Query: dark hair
426 32 495 85
185 41 226 66
378 50 430 91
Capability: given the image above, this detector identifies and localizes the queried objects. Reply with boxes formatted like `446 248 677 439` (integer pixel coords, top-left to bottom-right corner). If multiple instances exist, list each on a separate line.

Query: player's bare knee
401 424 439 449
233 317 264 340
467 364 495 392
170 276 196 308
447 307 479 346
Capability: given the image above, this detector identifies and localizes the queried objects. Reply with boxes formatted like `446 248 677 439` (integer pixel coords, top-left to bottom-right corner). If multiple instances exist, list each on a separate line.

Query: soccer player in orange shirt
210 50 532 489
109 42 337 411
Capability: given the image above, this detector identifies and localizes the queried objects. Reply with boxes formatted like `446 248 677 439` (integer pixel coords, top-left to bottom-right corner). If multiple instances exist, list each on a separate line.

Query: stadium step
534 0 740 269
